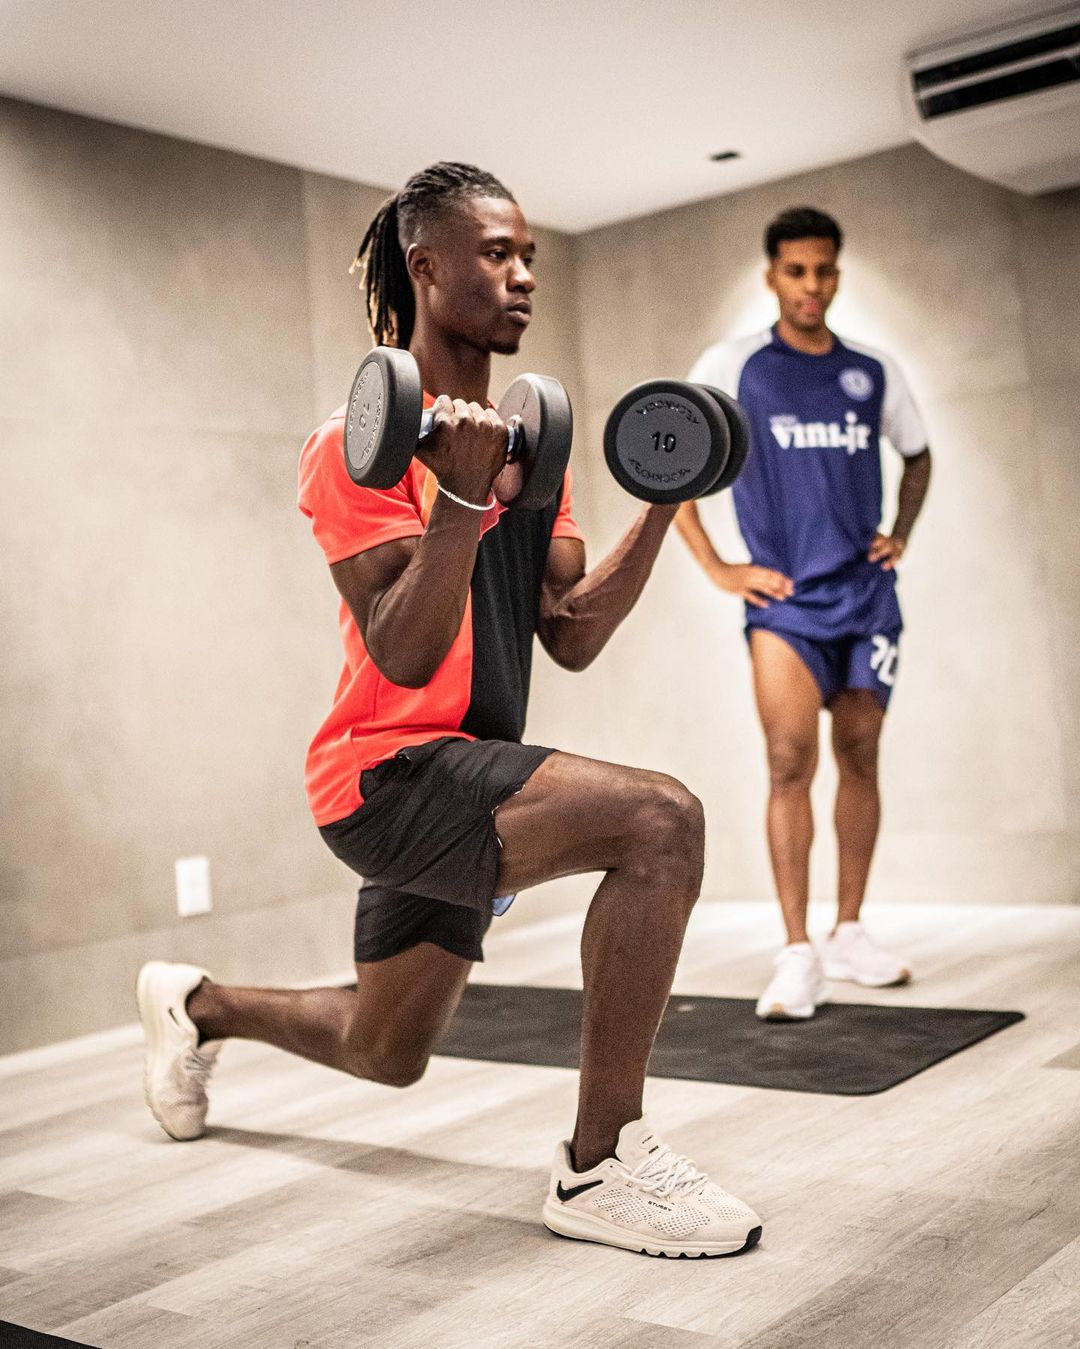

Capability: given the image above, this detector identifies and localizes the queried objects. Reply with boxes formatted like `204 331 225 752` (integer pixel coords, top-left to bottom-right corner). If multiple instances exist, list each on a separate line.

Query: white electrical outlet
175 855 212 917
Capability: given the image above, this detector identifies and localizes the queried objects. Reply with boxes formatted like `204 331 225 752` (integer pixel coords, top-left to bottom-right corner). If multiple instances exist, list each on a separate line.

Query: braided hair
351 162 517 348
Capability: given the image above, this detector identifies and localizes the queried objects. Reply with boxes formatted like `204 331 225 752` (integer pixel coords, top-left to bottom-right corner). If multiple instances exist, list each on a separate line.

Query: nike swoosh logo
556 1179 604 1202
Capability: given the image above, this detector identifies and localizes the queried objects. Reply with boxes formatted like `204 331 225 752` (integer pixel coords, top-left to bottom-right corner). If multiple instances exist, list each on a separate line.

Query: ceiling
0 0 1056 232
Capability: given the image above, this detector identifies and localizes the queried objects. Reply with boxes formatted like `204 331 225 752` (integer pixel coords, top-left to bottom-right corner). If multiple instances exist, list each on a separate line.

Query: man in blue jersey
677 207 932 1020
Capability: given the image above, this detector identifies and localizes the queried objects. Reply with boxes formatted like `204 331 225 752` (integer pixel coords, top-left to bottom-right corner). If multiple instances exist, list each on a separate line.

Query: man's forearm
545 504 677 670
892 450 932 542
366 497 484 686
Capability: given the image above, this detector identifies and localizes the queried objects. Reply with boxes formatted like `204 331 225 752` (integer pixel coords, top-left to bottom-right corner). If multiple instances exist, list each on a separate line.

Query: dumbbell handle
418 406 522 459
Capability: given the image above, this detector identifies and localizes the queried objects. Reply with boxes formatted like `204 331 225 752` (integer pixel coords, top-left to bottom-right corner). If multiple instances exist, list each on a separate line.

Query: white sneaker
755 942 827 1020
822 922 911 987
136 961 221 1140
542 1117 762 1258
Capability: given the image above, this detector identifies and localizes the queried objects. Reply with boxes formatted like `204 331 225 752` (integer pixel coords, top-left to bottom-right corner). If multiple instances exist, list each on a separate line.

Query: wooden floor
2 901 1079 1349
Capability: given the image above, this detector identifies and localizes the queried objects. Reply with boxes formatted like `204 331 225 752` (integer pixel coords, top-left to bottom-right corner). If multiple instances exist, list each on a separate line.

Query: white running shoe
822 922 911 987
136 961 221 1140
542 1117 762 1258
755 942 827 1020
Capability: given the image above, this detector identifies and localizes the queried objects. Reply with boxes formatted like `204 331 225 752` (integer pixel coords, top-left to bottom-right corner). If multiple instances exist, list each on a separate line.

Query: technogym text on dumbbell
603 379 751 504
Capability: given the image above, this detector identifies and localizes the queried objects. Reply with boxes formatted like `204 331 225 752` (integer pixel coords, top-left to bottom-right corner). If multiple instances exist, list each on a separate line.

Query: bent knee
619 775 705 898
633 774 705 847
342 1038 430 1089
367 1049 429 1089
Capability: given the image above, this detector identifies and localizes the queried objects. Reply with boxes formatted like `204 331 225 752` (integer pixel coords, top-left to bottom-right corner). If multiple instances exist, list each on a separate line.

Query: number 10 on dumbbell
603 380 750 504
344 347 750 508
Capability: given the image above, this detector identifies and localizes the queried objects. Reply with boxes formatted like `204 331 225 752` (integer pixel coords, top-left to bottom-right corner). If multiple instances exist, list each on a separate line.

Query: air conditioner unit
903 6 1080 195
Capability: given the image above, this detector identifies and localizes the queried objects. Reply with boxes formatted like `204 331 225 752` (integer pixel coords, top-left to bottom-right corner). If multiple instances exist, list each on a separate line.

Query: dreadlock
350 162 517 348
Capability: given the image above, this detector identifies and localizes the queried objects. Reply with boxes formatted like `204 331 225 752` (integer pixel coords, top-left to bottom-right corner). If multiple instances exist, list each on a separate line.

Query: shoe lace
778 944 816 969
844 926 880 958
773 946 820 994
629 1145 710 1200
182 1045 218 1087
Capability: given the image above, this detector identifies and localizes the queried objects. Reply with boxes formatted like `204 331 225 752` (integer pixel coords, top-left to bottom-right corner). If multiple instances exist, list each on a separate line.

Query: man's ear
406 242 435 289
764 264 777 297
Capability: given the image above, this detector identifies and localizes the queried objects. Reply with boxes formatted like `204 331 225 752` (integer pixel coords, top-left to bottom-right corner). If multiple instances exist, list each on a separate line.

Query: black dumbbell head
603 380 730 504
496 374 574 511
697 386 751 495
344 347 424 489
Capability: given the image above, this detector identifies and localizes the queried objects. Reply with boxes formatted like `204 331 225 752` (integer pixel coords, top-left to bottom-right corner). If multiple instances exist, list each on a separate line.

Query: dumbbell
603 379 750 503
344 347 573 511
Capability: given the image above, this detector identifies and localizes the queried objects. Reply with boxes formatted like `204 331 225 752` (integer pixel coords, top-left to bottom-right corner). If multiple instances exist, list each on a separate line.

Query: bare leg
187 943 472 1088
830 689 886 927
749 630 822 945
493 753 704 1173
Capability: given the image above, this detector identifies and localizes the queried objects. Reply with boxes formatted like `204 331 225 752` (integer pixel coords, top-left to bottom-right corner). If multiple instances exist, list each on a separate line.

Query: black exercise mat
433 983 1024 1095
0 1324 96 1348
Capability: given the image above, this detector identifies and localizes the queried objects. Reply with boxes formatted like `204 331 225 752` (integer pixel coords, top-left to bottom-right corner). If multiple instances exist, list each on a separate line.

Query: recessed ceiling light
709 150 741 162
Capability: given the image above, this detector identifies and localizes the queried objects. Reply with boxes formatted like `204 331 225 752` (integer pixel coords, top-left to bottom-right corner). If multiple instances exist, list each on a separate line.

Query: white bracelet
437 482 496 512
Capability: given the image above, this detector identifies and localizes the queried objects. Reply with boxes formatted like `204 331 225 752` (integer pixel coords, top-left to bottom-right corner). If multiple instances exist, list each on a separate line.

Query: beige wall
0 98 580 1052
523 143 1080 924
3 98 1078 1054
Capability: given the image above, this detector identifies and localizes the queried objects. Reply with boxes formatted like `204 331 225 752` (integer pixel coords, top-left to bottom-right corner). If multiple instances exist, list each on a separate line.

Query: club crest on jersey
839 367 874 400
770 412 872 455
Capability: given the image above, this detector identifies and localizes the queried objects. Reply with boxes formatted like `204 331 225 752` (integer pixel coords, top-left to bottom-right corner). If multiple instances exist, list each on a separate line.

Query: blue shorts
761 629 901 709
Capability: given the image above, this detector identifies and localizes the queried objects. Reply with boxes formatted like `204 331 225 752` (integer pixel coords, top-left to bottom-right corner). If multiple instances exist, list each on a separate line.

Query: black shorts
318 736 554 965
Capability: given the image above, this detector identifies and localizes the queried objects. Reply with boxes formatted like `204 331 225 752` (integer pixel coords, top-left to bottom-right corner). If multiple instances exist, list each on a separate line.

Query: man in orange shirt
137 163 761 1259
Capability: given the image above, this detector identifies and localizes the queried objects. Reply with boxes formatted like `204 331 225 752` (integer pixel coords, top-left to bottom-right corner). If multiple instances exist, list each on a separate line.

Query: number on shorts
870 635 898 687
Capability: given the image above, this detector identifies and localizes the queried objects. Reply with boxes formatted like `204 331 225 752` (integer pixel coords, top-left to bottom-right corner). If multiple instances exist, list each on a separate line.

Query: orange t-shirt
297 399 583 826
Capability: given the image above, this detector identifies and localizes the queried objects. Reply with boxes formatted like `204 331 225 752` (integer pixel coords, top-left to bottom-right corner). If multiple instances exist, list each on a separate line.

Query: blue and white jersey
690 326 927 639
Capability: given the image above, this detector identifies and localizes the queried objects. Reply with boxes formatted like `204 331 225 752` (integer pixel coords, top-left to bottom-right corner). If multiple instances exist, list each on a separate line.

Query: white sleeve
687 341 736 394
687 330 769 398
881 353 928 457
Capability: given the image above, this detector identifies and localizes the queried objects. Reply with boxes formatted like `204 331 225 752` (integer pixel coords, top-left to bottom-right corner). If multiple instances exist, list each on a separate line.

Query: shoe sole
756 990 827 1021
823 963 911 988
542 1202 762 1258
136 962 202 1142
756 1002 820 1021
